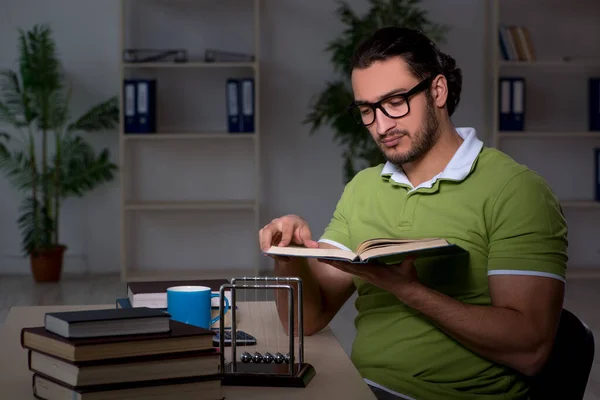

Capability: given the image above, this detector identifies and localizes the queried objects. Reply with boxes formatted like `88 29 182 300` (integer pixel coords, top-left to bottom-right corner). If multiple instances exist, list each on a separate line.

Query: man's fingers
279 223 293 247
259 226 274 252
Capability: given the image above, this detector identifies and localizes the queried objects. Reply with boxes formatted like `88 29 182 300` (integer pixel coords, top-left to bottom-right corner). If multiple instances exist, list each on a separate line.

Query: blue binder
499 77 525 131
589 78 600 131
135 80 156 133
240 78 255 133
226 78 241 132
595 148 600 202
123 80 138 133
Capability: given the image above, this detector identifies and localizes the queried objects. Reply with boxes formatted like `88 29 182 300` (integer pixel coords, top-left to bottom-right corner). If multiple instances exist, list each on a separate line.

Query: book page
356 238 442 254
264 246 357 261
358 238 450 260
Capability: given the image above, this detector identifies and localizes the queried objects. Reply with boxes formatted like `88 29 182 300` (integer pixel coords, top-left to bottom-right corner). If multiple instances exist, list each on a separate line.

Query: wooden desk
0 302 377 400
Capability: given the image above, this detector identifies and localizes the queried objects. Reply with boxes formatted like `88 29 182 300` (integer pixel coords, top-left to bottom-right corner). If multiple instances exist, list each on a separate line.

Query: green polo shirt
319 128 568 400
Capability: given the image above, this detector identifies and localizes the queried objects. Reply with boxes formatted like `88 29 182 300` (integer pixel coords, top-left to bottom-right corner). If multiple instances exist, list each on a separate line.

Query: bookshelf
486 0 600 271
118 0 262 282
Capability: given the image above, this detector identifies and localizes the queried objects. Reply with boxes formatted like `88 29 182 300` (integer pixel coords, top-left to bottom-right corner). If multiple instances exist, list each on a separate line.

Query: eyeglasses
347 76 434 127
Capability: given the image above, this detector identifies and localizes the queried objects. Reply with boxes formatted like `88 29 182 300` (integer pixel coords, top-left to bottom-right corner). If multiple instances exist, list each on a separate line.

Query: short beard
379 95 440 166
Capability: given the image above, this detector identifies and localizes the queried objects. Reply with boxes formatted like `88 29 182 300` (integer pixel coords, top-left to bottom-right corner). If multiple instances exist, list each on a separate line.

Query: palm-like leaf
0 69 36 127
0 134 36 190
67 96 119 132
17 196 53 254
48 86 71 134
54 135 117 197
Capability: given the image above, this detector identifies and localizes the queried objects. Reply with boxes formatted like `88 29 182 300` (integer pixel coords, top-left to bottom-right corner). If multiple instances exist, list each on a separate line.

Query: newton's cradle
217 277 316 387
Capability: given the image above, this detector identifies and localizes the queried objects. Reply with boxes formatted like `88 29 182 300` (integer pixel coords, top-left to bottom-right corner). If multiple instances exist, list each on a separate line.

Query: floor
1 273 599 399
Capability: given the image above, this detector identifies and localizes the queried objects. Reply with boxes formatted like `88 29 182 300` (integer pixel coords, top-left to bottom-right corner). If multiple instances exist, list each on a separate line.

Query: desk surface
0 302 377 400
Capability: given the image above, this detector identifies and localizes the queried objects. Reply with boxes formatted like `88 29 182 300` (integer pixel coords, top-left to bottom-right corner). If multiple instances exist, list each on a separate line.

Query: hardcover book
21 319 215 362
44 307 171 338
127 279 231 309
28 348 220 387
264 238 465 264
32 373 223 400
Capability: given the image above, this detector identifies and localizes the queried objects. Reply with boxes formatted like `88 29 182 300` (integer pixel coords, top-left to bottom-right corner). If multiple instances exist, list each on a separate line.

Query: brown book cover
32 373 223 400
21 319 215 362
28 348 221 387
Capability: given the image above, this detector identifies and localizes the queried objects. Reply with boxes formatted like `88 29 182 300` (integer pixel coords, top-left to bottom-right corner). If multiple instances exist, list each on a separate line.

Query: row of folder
124 79 157 133
595 148 600 202
226 78 255 133
122 77 255 134
498 77 525 131
499 77 600 132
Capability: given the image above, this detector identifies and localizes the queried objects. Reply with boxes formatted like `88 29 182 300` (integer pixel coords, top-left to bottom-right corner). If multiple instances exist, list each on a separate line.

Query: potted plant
304 0 450 183
0 24 119 282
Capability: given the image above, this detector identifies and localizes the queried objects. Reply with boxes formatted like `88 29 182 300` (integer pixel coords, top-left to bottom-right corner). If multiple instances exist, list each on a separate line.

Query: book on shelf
28 348 221 388
44 307 171 339
31 373 223 400
264 238 465 264
127 279 232 309
498 25 535 62
21 319 215 363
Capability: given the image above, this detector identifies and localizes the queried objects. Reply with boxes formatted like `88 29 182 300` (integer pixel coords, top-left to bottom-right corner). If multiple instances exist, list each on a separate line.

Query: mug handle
211 293 230 325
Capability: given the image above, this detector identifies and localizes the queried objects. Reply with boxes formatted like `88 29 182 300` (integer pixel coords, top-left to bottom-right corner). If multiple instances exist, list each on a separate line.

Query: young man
259 27 567 400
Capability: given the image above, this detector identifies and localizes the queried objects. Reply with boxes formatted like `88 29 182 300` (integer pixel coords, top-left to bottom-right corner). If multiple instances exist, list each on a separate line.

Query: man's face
351 57 440 166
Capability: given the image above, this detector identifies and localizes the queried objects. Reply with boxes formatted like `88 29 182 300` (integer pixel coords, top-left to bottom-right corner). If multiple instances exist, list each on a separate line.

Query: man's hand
318 257 420 298
259 214 319 253
259 214 355 336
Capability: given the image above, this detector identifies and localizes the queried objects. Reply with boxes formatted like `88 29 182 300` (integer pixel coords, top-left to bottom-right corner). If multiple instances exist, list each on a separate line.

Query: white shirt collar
380 127 483 191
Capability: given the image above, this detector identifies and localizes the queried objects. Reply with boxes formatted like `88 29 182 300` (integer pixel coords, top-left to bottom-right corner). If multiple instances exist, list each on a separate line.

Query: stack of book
20 307 223 400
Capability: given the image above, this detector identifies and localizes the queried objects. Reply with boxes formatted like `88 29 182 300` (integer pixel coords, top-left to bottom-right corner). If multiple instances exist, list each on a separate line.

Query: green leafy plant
304 0 449 182
0 24 119 256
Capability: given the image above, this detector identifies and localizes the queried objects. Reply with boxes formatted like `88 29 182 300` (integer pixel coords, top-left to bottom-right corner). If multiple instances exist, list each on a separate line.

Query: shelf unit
118 0 262 282
486 0 600 270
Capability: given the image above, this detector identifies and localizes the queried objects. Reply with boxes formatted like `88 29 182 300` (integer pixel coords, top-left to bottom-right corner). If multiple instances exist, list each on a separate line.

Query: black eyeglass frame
347 75 434 126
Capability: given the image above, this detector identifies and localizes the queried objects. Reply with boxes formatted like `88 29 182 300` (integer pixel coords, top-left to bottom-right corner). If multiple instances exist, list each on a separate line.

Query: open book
264 237 465 264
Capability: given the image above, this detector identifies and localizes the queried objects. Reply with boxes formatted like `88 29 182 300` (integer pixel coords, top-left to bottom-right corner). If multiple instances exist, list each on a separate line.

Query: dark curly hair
350 27 462 117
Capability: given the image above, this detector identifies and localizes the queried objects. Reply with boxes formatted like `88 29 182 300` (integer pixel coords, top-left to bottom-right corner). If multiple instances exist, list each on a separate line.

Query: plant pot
30 245 67 282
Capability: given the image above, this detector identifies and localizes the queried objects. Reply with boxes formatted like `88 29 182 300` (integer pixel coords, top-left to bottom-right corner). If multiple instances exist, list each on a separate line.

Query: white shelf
122 61 256 69
499 60 600 68
123 132 256 141
119 0 262 282
498 131 600 139
124 200 257 211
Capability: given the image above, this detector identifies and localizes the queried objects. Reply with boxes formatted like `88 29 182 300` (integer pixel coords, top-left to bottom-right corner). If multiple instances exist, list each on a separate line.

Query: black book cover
45 307 170 325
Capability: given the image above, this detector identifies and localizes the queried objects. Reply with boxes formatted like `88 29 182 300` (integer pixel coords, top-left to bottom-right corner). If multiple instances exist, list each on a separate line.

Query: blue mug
166 285 230 329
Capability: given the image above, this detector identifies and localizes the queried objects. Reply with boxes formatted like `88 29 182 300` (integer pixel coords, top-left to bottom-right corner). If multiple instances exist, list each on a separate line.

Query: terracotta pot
30 245 67 282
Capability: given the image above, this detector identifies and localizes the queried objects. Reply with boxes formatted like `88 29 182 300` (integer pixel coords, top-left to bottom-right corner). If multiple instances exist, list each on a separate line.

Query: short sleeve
487 170 568 282
319 179 355 251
